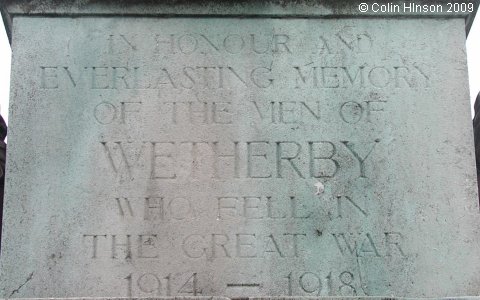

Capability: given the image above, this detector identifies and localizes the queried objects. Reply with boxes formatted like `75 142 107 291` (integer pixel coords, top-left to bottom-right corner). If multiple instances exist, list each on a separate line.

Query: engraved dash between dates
226 283 261 287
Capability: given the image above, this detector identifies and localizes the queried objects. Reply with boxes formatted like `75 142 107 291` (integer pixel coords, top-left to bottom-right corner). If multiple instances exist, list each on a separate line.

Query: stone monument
1 0 480 298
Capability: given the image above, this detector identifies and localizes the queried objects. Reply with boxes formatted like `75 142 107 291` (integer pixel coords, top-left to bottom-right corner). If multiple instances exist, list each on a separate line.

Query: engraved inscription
293 65 430 89
40 64 429 90
181 233 306 259
124 272 201 297
62 21 420 296
331 232 406 257
153 33 292 55
217 196 313 220
83 234 160 259
113 197 197 220
100 140 379 180
251 101 321 124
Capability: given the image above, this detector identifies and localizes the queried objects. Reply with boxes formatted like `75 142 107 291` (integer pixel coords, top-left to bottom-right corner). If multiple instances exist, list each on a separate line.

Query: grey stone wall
1 1 479 298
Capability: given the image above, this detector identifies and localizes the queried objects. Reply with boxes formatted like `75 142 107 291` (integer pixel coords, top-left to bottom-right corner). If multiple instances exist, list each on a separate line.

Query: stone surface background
1 2 480 299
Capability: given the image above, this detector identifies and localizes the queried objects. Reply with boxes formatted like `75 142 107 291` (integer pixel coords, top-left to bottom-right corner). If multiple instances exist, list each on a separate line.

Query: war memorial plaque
1 0 480 298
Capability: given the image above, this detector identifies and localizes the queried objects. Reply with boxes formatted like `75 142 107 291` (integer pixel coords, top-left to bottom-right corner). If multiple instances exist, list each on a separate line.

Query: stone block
0 1 479 298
